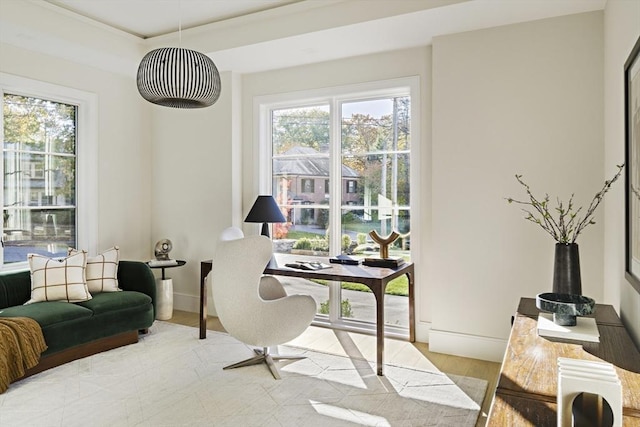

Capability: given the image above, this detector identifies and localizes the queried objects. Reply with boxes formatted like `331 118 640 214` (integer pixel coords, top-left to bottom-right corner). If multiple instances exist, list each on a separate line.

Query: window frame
0 73 98 271
254 77 420 337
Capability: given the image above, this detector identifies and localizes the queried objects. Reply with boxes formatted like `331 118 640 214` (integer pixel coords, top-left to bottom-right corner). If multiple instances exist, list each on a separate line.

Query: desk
199 255 415 376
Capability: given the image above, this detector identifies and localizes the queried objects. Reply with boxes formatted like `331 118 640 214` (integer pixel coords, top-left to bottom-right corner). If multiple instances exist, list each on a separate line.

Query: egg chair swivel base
223 347 306 380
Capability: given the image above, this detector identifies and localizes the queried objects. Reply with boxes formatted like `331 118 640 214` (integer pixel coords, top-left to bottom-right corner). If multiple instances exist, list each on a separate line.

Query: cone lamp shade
245 196 286 237
137 47 221 108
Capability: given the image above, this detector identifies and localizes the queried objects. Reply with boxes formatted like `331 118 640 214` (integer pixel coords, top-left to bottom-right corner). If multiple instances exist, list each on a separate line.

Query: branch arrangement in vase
506 164 624 244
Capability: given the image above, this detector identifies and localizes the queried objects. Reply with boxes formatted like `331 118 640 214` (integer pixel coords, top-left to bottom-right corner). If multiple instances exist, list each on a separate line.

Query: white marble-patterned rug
0 322 487 426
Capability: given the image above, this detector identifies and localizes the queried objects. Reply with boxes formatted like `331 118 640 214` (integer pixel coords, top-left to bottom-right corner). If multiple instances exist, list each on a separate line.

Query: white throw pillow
26 252 91 304
68 246 120 293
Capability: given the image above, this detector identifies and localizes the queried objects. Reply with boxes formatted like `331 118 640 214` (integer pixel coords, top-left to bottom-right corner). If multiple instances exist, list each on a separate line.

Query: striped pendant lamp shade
137 47 221 108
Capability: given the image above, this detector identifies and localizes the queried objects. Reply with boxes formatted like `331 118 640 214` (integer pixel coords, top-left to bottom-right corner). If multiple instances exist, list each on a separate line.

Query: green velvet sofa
0 260 156 377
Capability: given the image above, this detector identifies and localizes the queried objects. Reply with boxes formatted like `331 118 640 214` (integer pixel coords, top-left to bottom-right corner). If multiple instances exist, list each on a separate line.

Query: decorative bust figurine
154 239 173 261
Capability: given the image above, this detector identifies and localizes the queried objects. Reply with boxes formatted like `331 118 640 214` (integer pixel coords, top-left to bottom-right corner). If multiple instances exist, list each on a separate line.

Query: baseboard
415 320 431 343
173 292 217 316
429 329 507 363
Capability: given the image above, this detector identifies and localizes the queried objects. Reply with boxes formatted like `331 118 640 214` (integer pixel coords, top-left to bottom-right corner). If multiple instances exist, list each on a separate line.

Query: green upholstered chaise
0 260 156 379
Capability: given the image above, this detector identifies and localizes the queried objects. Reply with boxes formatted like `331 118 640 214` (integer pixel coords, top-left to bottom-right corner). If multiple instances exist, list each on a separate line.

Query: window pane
340 208 410 256
272 105 330 156
340 280 410 328
3 94 77 264
272 105 331 252
341 96 411 257
342 153 410 207
341 97 410 155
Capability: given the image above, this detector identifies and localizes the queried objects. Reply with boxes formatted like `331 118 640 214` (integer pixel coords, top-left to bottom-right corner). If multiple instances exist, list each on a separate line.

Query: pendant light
136 4 221 108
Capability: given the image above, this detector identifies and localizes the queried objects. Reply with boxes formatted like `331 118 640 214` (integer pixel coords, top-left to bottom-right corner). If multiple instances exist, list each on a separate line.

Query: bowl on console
535 293 595 326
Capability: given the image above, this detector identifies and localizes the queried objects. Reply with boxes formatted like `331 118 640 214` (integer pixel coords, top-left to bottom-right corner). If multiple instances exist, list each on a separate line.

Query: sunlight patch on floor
285 325 441 373
309 399 391 426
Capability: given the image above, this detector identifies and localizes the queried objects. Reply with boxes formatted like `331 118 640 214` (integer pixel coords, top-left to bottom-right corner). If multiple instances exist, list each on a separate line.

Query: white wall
150 71 242 312
0 44 152 262
603 0 640 348
430 11 605 361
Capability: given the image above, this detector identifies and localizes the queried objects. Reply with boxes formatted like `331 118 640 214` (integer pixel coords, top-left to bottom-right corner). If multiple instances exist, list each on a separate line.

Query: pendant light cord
178 0 182 48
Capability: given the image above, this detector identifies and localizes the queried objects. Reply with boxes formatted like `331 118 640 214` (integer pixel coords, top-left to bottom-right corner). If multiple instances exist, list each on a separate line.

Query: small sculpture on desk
365 230 405 268
154 239 172 261
368 230 399 259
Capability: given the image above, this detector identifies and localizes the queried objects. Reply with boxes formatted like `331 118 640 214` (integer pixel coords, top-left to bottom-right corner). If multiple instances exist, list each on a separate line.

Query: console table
199 255 415 376
487 297 640 426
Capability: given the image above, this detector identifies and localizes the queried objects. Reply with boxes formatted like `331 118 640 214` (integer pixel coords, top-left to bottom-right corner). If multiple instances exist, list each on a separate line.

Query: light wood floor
168 310 501 427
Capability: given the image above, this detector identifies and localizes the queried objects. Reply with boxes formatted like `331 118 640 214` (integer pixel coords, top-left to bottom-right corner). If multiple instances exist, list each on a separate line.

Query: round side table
147 260 186 320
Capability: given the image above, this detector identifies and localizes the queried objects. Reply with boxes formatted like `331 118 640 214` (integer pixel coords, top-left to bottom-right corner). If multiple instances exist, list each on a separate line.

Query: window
3 94 77 264
258 78 419 338
1 73 97 269
301 178 314 193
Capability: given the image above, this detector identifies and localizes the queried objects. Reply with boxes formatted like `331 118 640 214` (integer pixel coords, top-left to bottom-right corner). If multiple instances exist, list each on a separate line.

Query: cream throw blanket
0 317 47 393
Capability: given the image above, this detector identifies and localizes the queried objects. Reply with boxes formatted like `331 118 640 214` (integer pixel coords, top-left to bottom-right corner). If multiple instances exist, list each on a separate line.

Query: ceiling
45 0 303 39
14 0 608 74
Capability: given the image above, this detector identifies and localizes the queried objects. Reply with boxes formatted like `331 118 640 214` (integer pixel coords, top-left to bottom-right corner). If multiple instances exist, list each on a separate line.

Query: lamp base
261 222 270 237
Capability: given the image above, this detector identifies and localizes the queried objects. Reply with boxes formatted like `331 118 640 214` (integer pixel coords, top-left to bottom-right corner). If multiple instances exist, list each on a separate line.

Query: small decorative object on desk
329 254 361 265
368 230 399 259
363 257 405 268
536 292 599 342
506 164 624 295
557 358 622 426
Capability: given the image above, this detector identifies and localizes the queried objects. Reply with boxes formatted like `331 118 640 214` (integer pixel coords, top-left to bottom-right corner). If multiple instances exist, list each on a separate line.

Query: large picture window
1 74 97 269
258 78 418 337
3 94 77 263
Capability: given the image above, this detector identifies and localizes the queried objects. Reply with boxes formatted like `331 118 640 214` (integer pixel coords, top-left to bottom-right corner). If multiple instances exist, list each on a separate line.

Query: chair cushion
76 291 151 315
0 300 93 326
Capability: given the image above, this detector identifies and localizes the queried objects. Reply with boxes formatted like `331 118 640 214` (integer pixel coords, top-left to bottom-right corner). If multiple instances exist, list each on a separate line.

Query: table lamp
244 195 286 237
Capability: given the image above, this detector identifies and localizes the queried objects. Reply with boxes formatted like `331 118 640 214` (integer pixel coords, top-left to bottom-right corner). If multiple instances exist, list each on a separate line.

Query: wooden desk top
264 254 414 288
490 298 640 425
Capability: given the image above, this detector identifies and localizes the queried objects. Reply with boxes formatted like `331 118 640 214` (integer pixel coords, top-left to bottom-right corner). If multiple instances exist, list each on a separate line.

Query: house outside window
1 74 97 269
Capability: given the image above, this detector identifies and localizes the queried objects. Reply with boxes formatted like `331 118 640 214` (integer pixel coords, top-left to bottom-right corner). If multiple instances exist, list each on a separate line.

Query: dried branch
506 164 624 243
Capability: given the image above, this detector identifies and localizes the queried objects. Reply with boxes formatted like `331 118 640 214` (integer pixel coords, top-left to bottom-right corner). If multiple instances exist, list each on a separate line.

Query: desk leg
407 270 415 342
200 261 213 339
374 287 385 376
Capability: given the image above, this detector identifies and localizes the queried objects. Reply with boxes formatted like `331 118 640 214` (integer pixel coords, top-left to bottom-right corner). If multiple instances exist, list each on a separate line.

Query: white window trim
253 77 421 337
0 73 98 271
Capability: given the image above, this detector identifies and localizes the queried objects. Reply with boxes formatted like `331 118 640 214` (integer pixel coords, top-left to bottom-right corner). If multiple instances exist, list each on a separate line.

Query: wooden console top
487 297 640 426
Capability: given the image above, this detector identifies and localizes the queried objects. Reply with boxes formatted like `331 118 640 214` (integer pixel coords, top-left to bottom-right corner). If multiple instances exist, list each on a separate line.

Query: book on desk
284 261 332 271
329 254 361 265
362 257 405 268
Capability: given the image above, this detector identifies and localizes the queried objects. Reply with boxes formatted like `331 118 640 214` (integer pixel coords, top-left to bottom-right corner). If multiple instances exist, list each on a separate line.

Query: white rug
0 322 487 426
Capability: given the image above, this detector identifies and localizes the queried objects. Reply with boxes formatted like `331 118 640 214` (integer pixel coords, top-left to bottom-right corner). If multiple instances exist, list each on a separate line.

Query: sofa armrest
117 261 157 318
